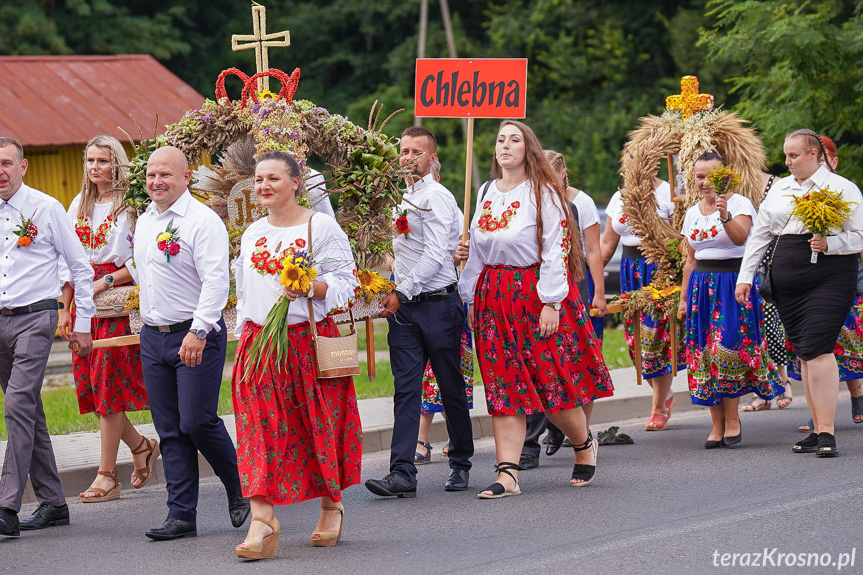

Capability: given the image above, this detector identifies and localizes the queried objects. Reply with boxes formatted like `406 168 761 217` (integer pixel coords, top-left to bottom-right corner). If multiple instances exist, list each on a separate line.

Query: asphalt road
3 397 863 575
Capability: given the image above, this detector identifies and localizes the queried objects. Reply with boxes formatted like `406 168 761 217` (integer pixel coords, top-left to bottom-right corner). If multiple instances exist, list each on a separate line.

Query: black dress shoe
704 438 725 449
145 517 197 541
544 428 565 456
19 503 69 531
227 492 251 528
723 422 742 449
0 507 20 538
365 472 417 498
518 454 539 470
444 469 469 491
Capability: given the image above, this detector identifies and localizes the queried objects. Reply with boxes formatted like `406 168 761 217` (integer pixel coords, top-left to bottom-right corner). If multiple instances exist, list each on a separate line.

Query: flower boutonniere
395 209 410 238
157 219 181 262
13 211 38 248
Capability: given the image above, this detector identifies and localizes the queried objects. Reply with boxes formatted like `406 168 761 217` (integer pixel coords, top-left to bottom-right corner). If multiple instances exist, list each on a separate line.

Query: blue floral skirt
473 264 614 416
685 269 783 406
788 295 863 382
620 256 685 378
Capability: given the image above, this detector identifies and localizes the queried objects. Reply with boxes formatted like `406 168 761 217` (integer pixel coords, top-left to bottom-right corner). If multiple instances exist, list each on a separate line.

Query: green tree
701 0 863 179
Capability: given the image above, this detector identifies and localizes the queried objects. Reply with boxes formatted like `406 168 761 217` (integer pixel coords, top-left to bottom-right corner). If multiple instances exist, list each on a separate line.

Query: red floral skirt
231 318 362 505
72 262 148 416
473 264 614 416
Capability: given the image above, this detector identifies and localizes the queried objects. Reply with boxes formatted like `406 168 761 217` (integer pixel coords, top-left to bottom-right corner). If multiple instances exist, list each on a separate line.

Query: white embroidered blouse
458 179 571 304
66 194 133 268
606 181 674 247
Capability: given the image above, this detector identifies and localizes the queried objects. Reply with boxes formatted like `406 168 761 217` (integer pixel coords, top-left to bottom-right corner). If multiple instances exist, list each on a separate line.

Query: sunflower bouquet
245 250 318 375
706 162 741 195
788 186 856 263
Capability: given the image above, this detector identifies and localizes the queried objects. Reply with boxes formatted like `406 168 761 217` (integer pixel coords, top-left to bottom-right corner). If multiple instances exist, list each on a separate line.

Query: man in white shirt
365 127 473 498
133 146 248 541
0 138 94 538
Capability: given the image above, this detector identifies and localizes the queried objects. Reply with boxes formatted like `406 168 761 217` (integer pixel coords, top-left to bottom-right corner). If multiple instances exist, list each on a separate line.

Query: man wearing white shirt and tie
133 146 248 541
365 127 473 498
0 137 94 538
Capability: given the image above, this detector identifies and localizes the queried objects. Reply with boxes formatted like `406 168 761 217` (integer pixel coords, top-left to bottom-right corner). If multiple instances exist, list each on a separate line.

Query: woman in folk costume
59 135 156 503
677 151 783 449
460 120 613 498
231 151 361 559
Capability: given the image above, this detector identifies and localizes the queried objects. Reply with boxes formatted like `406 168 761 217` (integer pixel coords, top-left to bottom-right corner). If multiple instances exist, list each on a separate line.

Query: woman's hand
735 283 751 305
381 252 394 272
677 300 687 320
539 305 560 338
809 234 828 253
716 194 729 221
467 304 474 331
58 310 73 341
591 293 607 318
93 278 108 297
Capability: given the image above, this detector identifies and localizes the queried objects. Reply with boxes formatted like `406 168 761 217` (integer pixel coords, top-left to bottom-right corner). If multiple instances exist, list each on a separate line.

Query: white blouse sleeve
737 200 777 286
537 190 570 304
233 235 249 338
312 215 359 314
458 200 484 303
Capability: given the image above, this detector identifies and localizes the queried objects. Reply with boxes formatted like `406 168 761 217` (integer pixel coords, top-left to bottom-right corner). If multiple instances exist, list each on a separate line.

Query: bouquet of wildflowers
706 163 741 195
245 250 318 374
788 186 856 263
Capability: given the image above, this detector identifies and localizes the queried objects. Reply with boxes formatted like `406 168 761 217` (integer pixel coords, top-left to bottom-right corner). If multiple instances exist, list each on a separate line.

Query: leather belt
405 283 457 303
0 299 63 317
145 319 194 334
695 258 743 273
621 245 645 260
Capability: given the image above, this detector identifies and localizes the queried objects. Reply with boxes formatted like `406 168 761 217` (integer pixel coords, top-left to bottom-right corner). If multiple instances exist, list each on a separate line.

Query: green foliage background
3 0 861 204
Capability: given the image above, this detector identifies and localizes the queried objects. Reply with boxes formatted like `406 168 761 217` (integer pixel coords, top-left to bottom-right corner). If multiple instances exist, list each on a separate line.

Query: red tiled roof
0 55 205 147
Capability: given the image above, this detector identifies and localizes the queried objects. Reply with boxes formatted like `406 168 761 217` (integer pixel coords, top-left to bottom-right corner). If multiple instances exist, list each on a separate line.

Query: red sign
414 58 527 119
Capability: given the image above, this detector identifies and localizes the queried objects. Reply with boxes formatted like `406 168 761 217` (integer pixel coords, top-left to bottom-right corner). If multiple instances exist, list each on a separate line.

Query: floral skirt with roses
231 319 362 505
473 264 614 416
421 320 474 414
621 257 685 378
788 294 863 382
685 269 783 406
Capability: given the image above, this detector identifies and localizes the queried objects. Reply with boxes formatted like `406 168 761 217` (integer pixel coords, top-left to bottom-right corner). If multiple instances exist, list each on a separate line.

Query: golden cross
231 4 290 93
665 75 714 119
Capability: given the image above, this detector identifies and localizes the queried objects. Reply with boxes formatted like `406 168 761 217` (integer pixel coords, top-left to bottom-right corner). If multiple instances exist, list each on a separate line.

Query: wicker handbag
305 214 360 378
93 285 136 318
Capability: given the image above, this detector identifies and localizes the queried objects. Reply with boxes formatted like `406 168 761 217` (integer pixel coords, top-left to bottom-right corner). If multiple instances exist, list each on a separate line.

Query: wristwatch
544 302 562 311
394 290 409 304
306 281 316 299
720 213 734 224
104 274 115 289
189 328 207 340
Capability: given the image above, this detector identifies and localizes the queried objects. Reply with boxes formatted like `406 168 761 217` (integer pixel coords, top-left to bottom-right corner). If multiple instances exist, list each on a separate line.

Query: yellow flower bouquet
245 249 318 375
706 162 741 195
788 186 856 263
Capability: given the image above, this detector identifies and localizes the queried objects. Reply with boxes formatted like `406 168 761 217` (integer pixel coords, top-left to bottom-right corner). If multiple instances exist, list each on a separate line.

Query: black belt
405 283 457 303
145 319 194 334
695 258 743 273
622 245 645 260
0 299 63 317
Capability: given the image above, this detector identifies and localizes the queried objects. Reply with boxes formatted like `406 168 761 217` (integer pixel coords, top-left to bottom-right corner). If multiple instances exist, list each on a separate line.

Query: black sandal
477 462 521 499
816 432 839 458
414 441 432 465
793 432 818 453
851 395 863 424
570 432 597 487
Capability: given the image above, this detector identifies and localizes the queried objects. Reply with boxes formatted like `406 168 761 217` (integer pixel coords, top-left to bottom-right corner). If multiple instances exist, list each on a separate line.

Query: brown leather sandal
80 469 121 503
236 516 280 559
310 504 344 547
130 436 160 489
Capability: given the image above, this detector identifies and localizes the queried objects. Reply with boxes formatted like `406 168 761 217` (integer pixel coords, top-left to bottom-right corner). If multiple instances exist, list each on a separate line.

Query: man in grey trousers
0 137 95 538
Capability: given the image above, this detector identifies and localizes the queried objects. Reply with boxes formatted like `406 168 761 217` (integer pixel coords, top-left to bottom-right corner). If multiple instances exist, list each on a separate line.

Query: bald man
132 147 248 540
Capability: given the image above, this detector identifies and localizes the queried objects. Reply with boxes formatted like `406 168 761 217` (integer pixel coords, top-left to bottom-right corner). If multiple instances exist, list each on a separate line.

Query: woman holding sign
736 129 863 457
460 120 613 497
677 151 782 449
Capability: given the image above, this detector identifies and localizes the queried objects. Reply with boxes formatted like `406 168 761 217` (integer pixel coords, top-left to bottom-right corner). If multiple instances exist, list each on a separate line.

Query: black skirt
770 234 856 361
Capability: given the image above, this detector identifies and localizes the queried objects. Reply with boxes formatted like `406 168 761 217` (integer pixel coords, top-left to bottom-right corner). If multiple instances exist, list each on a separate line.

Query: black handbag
757 236 779 305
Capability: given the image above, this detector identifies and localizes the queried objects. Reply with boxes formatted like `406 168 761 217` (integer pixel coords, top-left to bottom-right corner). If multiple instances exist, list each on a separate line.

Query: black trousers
387 291 473 483
140 318 241 522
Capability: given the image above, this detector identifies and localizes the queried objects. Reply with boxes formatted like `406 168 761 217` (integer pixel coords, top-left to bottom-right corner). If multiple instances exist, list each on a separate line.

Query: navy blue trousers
386 291 473 483
140 319 240 522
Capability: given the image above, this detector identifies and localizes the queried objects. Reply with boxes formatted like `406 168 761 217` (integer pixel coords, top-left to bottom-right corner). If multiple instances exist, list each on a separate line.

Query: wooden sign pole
460 117 475 270
365 317 376 381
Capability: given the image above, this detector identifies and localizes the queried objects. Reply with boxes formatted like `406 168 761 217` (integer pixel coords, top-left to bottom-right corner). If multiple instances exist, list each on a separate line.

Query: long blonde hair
77 135 128 220
490 121 584 282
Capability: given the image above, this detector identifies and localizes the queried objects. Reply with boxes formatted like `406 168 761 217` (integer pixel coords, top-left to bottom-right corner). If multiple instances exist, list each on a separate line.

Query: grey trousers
0 309 64 512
